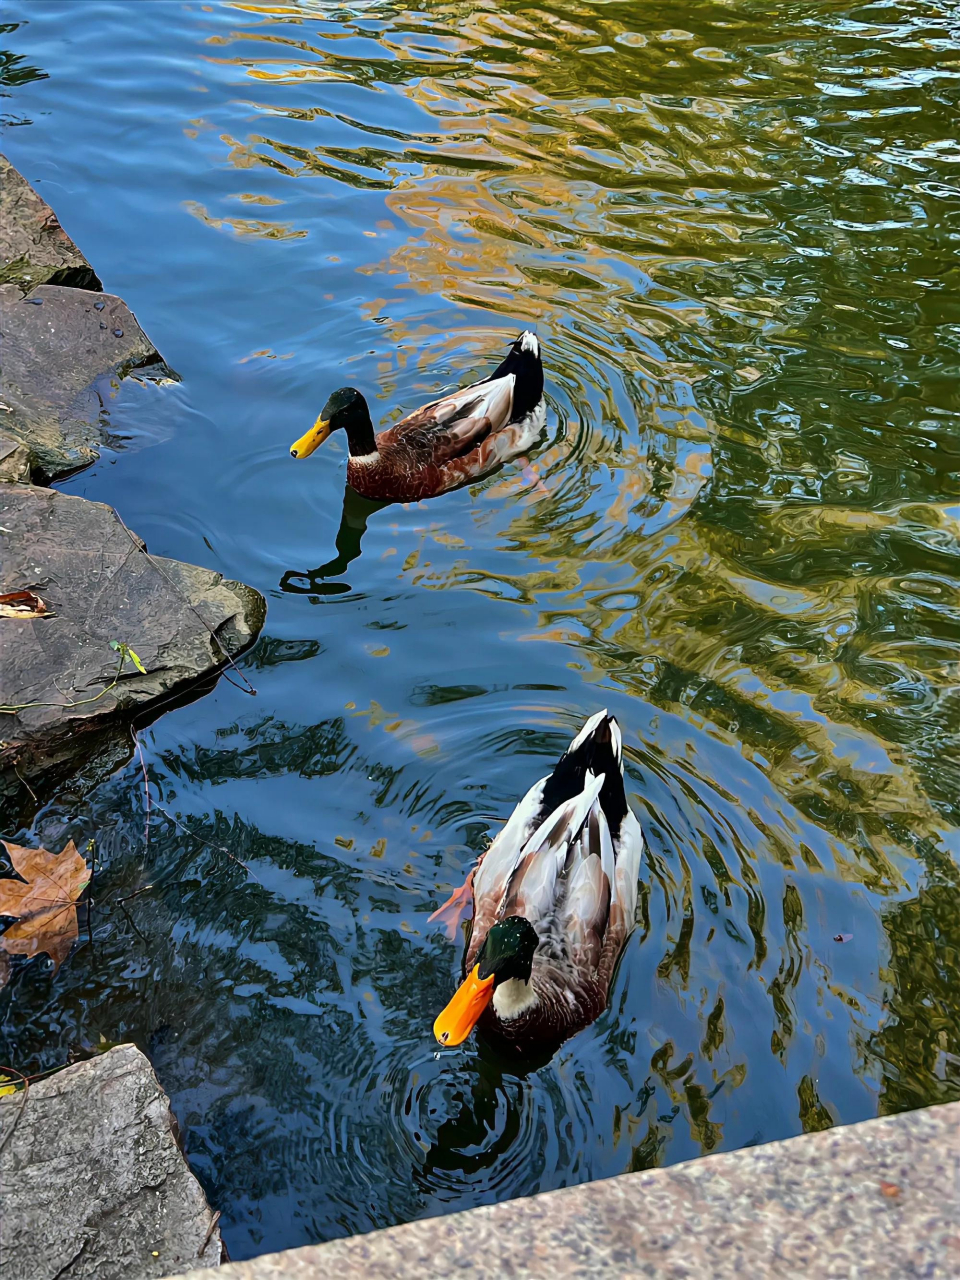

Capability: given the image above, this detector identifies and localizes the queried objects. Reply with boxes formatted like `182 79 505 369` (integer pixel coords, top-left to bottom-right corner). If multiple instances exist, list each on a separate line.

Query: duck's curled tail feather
488 330 544 422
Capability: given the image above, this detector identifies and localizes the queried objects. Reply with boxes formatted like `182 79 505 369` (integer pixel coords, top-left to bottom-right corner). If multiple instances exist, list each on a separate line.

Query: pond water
3 0 959 1261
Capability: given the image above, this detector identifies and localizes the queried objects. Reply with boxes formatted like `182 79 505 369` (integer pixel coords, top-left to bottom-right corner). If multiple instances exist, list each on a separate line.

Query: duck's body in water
289 332 545 503
432 711 645 1059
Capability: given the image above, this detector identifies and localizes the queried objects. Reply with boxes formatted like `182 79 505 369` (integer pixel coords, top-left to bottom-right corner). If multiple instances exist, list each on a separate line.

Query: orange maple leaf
0 840 89 970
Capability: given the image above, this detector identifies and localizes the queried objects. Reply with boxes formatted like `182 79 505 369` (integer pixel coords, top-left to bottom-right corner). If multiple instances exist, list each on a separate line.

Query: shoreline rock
0 155 265 827
1 484 265 826
0 1044 222 1280
0 281 170 482
0 153 102 294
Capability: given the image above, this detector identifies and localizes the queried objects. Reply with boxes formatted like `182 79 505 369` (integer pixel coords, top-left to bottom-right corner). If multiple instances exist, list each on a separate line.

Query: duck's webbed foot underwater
429 867 476 939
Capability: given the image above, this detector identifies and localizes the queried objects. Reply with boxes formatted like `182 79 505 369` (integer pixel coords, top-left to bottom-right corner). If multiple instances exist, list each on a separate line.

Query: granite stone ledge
176 1102 960 1280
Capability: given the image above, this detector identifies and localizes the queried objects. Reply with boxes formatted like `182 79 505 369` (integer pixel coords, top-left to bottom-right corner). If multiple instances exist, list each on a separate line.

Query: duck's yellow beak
290 415 330 460
433 965 494 1047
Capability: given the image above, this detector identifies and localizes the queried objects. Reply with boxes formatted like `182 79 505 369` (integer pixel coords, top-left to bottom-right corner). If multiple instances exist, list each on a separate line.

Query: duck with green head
290 332 545 503
432 711 645 1057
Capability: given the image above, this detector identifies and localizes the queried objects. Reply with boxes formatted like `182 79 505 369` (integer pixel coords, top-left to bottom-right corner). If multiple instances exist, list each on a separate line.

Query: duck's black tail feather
489 330 544 421
541 711 628 839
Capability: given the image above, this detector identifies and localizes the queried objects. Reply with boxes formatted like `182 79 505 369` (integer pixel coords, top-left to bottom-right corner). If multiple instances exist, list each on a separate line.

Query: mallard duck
289 332 545 502
431 711 644 1057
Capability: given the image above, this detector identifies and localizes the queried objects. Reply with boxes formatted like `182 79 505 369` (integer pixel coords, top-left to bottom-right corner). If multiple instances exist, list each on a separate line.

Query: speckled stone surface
0 1045 221 1279
177 1103 960 1279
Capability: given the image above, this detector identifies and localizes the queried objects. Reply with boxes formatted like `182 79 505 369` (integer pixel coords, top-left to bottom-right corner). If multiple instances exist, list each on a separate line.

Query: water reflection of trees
191 0 960 1209
865 871 960 1115
4 683 957 1251
203 0 960 862
0 28 48 128
201 0 958 871
0 710 761 1244
3 730 466 1244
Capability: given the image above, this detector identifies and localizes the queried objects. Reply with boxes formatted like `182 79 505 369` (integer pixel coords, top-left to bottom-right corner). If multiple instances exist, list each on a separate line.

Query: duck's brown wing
381 373 516 469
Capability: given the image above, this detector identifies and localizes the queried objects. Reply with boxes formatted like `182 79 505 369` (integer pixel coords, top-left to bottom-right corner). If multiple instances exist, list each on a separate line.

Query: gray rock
175 1102 960 1280
0 282 170 481
0 1044 221 1280
0 484 265 823
0 153 101 293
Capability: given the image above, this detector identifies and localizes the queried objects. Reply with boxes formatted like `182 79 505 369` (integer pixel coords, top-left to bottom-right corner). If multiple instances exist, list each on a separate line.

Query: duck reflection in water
279 485 385 596
414 1050 555 1195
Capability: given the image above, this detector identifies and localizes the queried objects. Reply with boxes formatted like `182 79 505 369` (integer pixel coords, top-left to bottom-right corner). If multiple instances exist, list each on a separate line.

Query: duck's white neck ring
492 977 538 1022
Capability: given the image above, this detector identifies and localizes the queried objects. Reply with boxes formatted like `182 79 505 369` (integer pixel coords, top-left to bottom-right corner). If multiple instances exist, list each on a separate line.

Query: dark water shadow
279 486 386 596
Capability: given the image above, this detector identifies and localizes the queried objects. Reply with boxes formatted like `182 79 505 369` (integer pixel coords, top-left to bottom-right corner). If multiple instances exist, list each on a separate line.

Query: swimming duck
431 711 644 1057
289 332 545 503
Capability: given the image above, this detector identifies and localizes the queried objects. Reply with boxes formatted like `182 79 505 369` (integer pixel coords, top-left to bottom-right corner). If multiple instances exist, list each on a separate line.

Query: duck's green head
290 387 370 459
433 917 539 1047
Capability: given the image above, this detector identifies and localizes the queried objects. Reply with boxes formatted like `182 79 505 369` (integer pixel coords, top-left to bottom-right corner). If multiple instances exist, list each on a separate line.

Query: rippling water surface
3 0 959 1259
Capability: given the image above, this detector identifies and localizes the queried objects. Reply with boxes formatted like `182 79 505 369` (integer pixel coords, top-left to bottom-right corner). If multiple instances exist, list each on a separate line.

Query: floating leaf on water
0 840 90 971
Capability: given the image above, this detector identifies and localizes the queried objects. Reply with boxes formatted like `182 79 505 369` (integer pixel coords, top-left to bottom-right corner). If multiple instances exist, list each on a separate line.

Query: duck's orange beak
433 965 494 1046
290 415 330 460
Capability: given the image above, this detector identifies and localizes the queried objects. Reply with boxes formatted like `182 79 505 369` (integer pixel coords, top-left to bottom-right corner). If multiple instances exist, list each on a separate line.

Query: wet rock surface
0 153 101 294
0 282 165 481
0 1044 222 1280
0 484 265 824
0 156 265 827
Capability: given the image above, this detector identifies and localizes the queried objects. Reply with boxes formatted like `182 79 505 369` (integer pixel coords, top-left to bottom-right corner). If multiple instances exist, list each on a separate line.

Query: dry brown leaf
0 840 89 970
0 590 48 619
880 1181 901 1199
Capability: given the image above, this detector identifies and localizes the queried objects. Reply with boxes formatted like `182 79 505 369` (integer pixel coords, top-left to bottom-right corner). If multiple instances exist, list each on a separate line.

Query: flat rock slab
178 1102 960 1280
0 154 101 294
0 484 265 818
0 282 168 480
0 1044 221 1279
